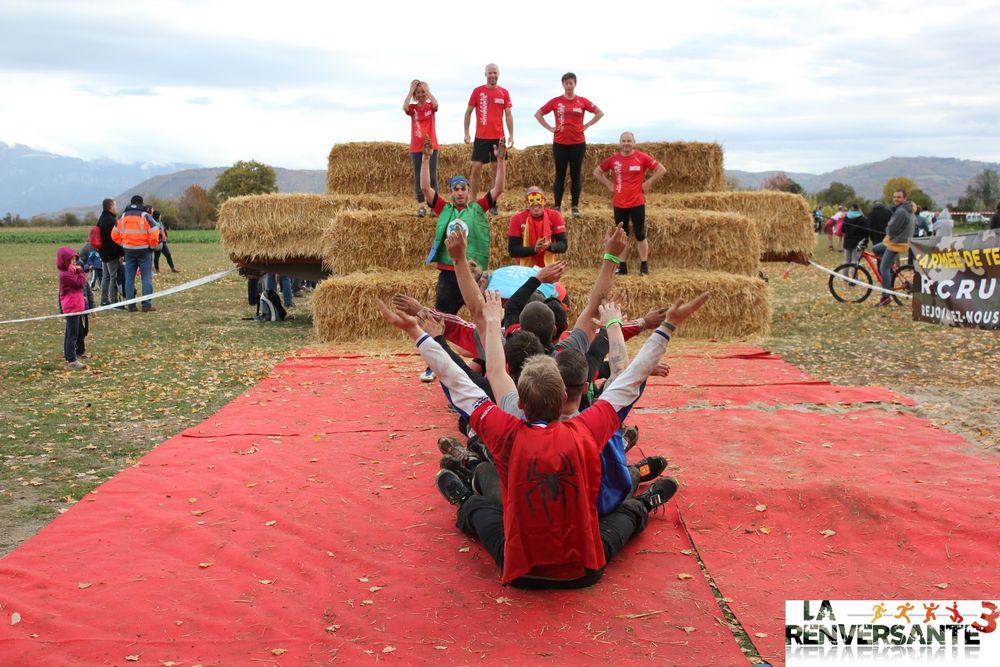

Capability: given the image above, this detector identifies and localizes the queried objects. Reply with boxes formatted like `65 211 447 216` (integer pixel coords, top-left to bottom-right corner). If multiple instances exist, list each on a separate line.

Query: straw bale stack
649 191 814 264
490 207 761 276
326 141 725 202
312 266 768 342
313 269 438 342
321 209 435 274
218 193 402 262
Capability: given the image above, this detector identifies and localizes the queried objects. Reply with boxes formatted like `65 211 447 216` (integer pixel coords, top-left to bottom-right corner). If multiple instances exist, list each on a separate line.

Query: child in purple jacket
57 246 87 369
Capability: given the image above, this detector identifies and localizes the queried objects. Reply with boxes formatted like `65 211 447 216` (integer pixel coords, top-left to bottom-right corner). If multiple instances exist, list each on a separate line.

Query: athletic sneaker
552 206 561 213
438 435 471 464
636 477 679 512
635 455 668 483
420 368 436 383
640 261 649 276
617 262 628 276
439 455 475 487
65 360 86 370
621 424 640 452
875 295 892 307
467 435 493 464
472 462 501 502
571 206 580 218
436 469 471 506
489 206 498 216
417 206 426 218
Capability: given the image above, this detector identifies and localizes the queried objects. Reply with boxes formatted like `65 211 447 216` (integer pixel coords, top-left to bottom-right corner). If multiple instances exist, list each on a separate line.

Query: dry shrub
649 191 814 263
218 193 402 262
325 141 725 203
491 207 760 275
313 266 768 341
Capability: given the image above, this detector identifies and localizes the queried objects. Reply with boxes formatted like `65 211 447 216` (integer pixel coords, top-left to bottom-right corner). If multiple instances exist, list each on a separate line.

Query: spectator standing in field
57 246 88 369
866 200 892 246
464 63 513 211
534 72 603 217
111 195 159 312
933 208 953 237
403 79 439 218
507 187 568 267
97 198 124 307
841 204 868 265
151 210 179 273
592 132 666 275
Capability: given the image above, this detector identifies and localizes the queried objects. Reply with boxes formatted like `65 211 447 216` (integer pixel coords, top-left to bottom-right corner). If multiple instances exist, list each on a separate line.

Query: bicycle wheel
829 263 873 303
891 263 916 305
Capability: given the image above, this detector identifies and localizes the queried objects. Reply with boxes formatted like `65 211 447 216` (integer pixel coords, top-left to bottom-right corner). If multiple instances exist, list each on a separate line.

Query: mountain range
2 142 995 218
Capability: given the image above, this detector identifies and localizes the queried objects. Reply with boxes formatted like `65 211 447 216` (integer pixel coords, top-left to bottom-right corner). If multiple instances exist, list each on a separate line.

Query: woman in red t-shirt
403 79 439 217
534 72 604 218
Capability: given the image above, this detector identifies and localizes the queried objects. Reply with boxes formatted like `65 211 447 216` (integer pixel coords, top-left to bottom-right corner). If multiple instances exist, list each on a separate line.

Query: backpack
88 225 103 250
257 289 287 321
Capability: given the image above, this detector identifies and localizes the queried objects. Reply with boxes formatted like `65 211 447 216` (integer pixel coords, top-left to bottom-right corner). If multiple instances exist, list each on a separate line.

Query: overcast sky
1 0 998 174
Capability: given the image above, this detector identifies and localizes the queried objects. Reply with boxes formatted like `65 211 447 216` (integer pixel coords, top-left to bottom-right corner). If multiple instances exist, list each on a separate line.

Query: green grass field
1 229 997 554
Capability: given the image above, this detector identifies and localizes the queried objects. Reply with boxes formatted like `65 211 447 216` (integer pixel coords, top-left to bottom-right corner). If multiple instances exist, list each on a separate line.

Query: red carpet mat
633 408 1000 665
0 355 745 666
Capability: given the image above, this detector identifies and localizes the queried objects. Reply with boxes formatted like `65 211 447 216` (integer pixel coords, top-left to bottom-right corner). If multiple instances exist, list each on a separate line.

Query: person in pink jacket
57 246 88 369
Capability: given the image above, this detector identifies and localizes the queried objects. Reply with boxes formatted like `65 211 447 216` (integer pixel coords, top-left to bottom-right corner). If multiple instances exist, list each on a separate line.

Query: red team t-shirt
537 95 597 145
406 102 439 152
468 85 512 140
598 151 660 208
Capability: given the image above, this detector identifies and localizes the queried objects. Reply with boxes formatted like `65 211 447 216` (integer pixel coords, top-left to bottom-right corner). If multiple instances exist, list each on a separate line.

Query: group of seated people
380 223 708 589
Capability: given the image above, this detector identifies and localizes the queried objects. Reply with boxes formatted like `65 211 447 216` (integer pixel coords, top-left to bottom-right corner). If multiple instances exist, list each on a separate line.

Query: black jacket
866 203 892 244
97 210 124 261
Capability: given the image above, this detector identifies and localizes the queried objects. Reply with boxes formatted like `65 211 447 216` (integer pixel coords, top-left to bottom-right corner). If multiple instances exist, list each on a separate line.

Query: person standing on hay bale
464 63 513 214
592 132 666 276
534 72 604 218
507 187 568 268
403 79 439 218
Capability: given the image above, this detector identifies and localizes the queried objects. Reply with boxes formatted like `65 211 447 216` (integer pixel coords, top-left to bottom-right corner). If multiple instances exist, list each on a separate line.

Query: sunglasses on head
526 193 544 205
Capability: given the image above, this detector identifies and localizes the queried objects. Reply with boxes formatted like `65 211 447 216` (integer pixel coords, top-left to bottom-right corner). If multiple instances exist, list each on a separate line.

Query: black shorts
471 138 502 163
613 205 647 241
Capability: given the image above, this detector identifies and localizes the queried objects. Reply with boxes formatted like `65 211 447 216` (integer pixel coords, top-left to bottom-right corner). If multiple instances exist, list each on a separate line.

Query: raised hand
535 260 567 284
641 306 667 330
391 293 423 317
377 299 422 337
422 136 433 158
482 289 504 325
444 228 467 260
604 223 627 257
598 301 623 327
418 310 445 338
665 292 710 329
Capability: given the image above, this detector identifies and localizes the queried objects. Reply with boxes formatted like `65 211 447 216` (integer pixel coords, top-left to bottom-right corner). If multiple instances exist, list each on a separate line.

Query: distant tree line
1 160 278 229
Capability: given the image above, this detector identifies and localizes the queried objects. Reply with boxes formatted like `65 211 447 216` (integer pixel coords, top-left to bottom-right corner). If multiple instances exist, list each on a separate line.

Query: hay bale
560 267 770 339
313 266 768 342
491 207 760 276
312 269 439 342
326 141 725 203
218 193 402 262
649 191 814 264
321 209 436 273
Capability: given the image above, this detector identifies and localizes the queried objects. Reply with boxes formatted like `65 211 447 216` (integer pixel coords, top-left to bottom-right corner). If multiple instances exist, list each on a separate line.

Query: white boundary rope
0 268 237 325
808 260 913 300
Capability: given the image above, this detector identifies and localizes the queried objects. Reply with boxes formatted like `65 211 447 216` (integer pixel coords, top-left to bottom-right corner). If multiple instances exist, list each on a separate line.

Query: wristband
605 318 622 328
603 253 620 264
663 321 677 332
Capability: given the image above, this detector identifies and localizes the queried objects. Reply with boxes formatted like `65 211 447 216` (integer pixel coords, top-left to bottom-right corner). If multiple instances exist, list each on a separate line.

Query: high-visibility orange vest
111 210 159 250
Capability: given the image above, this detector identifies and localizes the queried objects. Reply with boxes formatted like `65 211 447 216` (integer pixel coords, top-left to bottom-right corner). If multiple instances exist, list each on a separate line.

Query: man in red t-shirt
403 79 439 218
507 187 568 268
463 63 513 211
534 72 603 217
593 132 667 276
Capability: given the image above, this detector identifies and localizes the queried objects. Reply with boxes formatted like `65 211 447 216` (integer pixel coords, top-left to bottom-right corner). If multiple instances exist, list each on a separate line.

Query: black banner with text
910 231 1000 330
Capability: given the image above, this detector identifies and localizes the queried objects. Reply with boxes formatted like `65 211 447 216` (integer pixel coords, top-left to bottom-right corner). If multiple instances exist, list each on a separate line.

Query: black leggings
154 243 175 271
552 142 586 208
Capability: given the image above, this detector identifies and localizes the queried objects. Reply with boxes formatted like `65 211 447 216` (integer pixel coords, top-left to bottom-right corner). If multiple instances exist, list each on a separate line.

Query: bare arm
445 230 485 330
534 108 554 133
504 107 514 148
642 162 668 193
482 290 516 399
488 143 506 202
424 83 439 111
593 164 614 194
583 107 604 131
402 79 418 113
574 224 627 340
599 301 627 383
463 106 474 144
